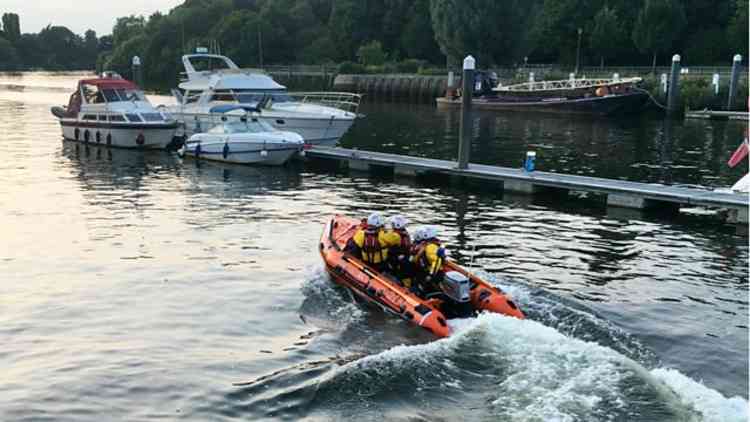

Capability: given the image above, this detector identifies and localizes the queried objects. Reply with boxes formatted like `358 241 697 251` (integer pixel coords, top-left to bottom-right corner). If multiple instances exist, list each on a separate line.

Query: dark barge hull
436 92 648 116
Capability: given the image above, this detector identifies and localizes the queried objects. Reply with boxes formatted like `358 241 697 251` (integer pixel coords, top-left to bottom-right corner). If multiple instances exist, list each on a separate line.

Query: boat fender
74 127 80 140
95 131 101 143
223 143 229 159
83 129 90 143
106 133 112 146
136 133 145 146
367 286 377 296
195 142 202 157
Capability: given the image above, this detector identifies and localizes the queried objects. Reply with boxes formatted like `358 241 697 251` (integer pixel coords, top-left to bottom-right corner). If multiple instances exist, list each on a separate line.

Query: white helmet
367 212 385 228
412 226 427 242
390 214 408 230
423 226 438 240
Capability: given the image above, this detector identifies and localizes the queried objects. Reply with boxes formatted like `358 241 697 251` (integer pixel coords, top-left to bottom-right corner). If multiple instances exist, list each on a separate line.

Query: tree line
0 0 747 85
0 13 110 71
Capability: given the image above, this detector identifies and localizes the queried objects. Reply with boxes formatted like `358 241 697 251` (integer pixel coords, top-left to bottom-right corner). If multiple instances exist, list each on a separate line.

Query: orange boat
319 215 524 337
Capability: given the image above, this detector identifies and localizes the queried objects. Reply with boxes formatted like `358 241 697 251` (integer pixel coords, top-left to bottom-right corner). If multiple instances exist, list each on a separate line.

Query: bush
357 40 386 66
338 61 366 74
395 59 424 73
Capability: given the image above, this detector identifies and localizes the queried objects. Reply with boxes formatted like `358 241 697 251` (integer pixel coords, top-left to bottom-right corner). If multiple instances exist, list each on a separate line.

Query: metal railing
286 92 362 113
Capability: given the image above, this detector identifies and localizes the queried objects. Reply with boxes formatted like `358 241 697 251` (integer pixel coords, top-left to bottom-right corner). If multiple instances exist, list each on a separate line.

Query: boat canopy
209 104 260 114
179 72 286 91
79 78 139 90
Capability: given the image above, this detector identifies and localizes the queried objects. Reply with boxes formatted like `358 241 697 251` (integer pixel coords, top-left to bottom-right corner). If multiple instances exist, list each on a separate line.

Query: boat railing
494 77 642 92
285 92 362 113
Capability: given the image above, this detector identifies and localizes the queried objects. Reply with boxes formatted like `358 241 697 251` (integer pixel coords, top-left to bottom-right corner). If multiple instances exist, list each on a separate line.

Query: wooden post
667 54 681 116
457 55 475 170
727 54 742 110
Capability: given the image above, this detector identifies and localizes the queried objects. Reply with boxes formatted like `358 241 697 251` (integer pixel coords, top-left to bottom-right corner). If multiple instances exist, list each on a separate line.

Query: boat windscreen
115 89 145 102
222 120 275 134
103 89 121 102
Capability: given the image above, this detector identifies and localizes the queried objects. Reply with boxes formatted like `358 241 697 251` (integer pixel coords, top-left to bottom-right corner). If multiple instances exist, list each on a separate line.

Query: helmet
367 212 385 228
423 226 438 240
390 214 408 230
412 226 427 242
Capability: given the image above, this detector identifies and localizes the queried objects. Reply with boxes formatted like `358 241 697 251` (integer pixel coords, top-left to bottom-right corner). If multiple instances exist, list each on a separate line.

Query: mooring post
667 54 681 116
727 54 742 110
131 56 143 87
457 55 475 170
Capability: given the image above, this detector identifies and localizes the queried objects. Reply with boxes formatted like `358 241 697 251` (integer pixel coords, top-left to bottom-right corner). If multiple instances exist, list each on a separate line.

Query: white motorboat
166 53 360 146
179 105 304 166
51 72 179 149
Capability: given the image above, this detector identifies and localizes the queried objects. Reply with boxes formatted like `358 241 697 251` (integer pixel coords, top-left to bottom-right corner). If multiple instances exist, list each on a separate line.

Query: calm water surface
0 73 748 421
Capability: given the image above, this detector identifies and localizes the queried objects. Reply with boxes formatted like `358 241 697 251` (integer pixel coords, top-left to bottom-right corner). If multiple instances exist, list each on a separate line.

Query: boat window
211 90 235 102
270 93 292 103
141 113 163 122
83 114 97 120
98 115 108 121
116 89 145 102
234 92 265 103
82 85 106 104
109 115 126 122
102 89 121 102
125 114 143 122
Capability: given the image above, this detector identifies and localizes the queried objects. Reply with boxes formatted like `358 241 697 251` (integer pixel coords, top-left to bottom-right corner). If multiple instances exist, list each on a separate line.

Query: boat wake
224 270 748 421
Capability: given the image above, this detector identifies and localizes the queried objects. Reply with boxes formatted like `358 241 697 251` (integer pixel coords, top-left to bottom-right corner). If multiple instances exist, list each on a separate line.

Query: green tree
357 40 386 65
2 13 20 44
727 0 749 59
632 0 687 72
112 15 146 47
590 5 628 67
38 25 86 69
0 36 20 70
401 0 443 63
430 0 538 66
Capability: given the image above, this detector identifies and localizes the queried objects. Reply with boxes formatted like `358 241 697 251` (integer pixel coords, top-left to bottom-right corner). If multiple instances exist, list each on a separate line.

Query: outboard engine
472 71 498 97
439 271 475 318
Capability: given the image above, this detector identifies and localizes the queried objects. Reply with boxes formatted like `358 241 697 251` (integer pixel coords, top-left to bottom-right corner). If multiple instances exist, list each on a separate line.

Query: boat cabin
62 73 170 123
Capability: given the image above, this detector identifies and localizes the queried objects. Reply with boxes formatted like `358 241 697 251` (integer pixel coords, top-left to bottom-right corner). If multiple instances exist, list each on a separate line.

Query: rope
632 86 668 110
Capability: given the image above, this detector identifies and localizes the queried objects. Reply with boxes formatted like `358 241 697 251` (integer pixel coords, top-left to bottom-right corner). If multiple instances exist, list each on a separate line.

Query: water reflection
345 101 747 188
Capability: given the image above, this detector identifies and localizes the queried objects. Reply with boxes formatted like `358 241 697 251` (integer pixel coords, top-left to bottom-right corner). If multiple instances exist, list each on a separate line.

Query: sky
1 0 184 36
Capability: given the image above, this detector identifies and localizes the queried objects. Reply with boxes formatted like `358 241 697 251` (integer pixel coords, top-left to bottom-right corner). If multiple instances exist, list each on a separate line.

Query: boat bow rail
286 92 362 114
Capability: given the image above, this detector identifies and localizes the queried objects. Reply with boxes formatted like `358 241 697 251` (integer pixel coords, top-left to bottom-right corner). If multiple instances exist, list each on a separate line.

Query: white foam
651 368 749 422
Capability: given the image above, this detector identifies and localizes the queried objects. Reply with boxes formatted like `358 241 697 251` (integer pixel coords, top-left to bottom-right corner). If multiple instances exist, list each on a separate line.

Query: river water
0 72 748 421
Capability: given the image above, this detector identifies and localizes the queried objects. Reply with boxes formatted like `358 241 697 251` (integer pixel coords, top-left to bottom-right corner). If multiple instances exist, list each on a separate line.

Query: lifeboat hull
319 215 524 338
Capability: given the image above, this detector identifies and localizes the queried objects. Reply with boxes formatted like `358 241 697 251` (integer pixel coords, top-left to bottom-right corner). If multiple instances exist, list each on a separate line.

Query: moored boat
320 215 524 338
167 53 361 145
179 105 304 166
51 72 179 149
437 75 648 116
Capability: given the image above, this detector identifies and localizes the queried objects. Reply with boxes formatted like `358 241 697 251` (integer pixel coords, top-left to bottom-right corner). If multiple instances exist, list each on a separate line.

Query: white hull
181 140 300 166
60 121 177 149
731 173 750 193
174 112 352 146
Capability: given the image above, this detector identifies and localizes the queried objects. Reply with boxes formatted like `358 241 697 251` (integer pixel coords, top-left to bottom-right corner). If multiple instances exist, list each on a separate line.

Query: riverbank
331 72 748 113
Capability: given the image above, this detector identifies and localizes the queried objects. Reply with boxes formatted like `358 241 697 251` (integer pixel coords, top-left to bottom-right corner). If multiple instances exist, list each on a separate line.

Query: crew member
411 226 447 296
344 212 398 271
387 214 413 287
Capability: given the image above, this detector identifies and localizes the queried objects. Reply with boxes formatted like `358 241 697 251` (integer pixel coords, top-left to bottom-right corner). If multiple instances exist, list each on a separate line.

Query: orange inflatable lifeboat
319 215 524 337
